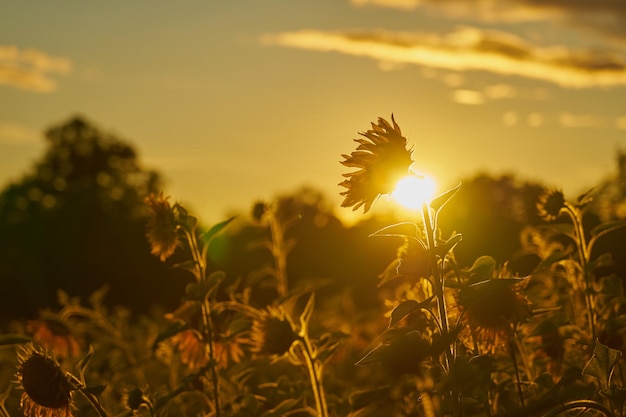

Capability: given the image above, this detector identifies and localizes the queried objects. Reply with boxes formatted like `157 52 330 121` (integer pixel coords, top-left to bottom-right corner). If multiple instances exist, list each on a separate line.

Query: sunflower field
2 115 626 417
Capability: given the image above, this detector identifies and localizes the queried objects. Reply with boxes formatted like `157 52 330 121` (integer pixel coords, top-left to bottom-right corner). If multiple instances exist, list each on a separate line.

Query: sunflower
537 188 566 222
169 329 209 371
340 115 414 213
27 312 80 360
250 307 297 357
457 278 532 352
145 192 181 261
16 344 74 417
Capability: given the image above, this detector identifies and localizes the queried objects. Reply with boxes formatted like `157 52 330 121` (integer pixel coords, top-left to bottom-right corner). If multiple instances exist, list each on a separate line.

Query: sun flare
391 174 436 210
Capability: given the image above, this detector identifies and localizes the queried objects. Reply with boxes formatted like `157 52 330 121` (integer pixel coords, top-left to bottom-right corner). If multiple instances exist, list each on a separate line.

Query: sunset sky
2 1 626 224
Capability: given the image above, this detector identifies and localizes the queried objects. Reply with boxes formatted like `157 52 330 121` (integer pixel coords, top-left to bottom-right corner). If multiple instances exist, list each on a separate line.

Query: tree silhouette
0 115 187 323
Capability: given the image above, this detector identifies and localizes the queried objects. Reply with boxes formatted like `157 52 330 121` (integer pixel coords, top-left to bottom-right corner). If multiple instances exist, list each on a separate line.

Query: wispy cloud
452 89 484 105
350 0 421 10
0 45 73 92
558 112 605 128
351 0 626 44
264 27 626 88
0 122 39 145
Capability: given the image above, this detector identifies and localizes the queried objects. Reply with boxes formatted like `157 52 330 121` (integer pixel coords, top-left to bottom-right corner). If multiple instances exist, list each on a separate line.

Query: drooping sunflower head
169 329 208 371
27 312 80 360
457 278 532 352
537 188 566 222
145 192 182 261
250 307 297 357
339 115 414 213
16 344 74 417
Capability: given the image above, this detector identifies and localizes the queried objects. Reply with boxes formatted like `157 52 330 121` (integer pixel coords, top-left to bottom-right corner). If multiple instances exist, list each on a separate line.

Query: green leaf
388 296 434 328
184 281 211 301
582 339 622 388
430 182 461 216
435 233 462 259
152 320 189 350
468 256 496 283
575 187 595 209
202 216 236 243
458 277 526 308
355 343 387 366
590 220 626 238
0 334 31 347
369 222 419 239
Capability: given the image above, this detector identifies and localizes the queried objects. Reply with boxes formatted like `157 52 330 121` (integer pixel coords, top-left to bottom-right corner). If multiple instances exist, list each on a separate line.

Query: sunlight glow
391 174 436 210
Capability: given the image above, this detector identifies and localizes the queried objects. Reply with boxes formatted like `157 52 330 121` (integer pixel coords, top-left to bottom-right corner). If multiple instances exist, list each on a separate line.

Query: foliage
3 114 626 417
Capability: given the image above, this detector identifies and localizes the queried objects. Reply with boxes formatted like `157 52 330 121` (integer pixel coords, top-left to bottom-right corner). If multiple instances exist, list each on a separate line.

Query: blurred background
2 1 626 321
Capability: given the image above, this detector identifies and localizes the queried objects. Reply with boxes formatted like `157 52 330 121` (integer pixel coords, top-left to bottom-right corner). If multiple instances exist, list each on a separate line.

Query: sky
2 1 626 224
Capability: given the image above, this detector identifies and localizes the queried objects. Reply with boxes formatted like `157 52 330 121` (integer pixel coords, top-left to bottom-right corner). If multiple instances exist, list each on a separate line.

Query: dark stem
508 338 525 409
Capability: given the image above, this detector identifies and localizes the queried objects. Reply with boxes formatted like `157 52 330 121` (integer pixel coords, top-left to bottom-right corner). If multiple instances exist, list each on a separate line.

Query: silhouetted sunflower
145 193 181 261
16 344 74 417
169 329 209 371
457 278 531 352
250 307 297 357
27 312 80 360
537 189 565 221
340 115 414 213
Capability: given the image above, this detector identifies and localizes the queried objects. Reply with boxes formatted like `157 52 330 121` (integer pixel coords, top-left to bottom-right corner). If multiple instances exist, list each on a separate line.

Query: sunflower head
169 329 209 371
339 115 414 213
250 307 297 357
537 189 566 222
16 344 74 417
123 386 151 411
27 312 80 360
145 193 182 261
457 278 532 352
251 201 268 223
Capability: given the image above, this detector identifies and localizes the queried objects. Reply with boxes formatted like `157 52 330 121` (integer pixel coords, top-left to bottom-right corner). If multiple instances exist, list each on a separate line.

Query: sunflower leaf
388 296 434 328
435 233 462 259
0 334 31 346
260 398 299 417
430 182 461 216
458 277 527 307
76 345 94 383
202 216 237 243
299 292 316 336
349 386 391 409
369 222 418 239
583 339 622 388
152 320 189 351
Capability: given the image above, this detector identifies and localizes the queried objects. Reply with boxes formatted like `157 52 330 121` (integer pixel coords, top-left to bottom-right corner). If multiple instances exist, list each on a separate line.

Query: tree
0 115 188 323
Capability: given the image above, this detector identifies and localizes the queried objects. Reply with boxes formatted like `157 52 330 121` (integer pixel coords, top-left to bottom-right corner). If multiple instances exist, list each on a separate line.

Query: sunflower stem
296 336 329 417
421 203 459 416
267 208 289 297
508 339 525 409
564 202 595 340
66 374 109 417
184 228 221 417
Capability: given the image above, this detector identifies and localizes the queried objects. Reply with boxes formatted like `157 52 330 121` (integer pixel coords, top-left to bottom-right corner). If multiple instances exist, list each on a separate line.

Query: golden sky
2 1 626 223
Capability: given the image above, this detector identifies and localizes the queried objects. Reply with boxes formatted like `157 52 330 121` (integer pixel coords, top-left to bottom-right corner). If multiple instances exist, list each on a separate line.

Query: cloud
350 0 421 10
558 112 605 128
0 122 39 145
452 89 484 105
0 45 73 92
264 27 626 88
349 0 626 25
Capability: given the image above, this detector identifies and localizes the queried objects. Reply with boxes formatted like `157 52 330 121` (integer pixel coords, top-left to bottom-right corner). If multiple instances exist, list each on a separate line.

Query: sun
391 173 436 210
